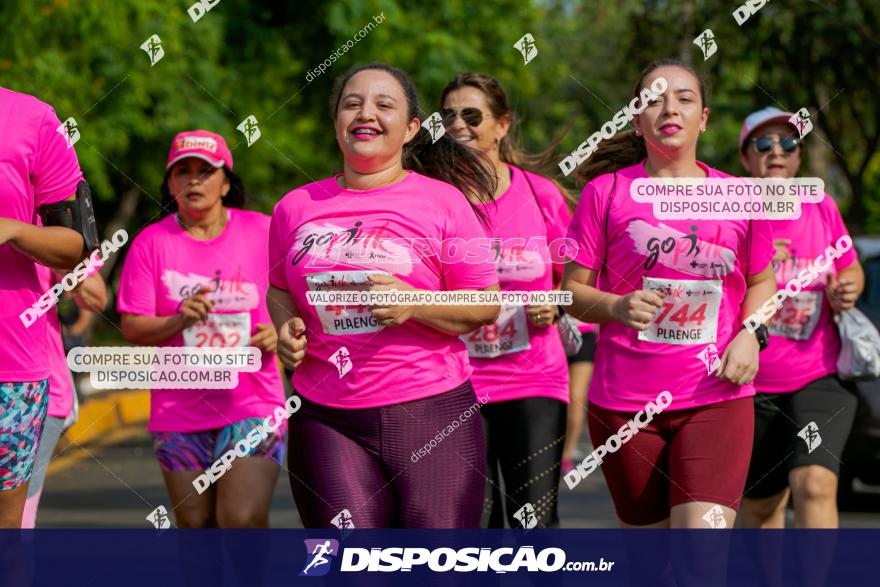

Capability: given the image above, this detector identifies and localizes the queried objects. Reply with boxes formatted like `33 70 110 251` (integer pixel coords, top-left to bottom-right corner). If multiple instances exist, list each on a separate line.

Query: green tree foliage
1 0 877 248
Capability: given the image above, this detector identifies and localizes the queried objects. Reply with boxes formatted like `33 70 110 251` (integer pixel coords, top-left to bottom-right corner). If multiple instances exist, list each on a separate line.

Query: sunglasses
439 107 486 127
751 134 800 153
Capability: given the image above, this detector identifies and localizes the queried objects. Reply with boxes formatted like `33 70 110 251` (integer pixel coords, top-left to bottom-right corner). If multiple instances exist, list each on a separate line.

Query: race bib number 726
769 291 822 340
638 277 722 345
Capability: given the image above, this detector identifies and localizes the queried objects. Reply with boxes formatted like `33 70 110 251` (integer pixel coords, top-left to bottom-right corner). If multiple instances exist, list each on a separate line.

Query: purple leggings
288 381 486 528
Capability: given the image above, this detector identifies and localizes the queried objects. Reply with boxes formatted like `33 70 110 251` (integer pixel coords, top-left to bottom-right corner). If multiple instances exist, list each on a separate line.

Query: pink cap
166 130 233 170
738 107 797 151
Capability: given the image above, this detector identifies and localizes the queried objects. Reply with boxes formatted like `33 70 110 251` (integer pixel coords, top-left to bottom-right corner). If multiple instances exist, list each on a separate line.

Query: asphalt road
35 427 880 528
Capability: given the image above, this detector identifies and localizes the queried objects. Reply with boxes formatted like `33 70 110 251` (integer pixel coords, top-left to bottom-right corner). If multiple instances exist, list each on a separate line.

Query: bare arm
367 275 501 335
267 284 301 330
121 286 214 346
411 284 501 334
0 195 86 268
121 313 189 346
827 260 865 313
267 285 307 371
709 265 778 384
561 262 620 323
740 265 780 325
72 273 108 312
1 203 85 270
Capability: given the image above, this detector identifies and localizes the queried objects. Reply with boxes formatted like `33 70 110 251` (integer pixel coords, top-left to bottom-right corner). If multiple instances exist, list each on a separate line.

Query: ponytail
574 130 646 184
402 127 497 217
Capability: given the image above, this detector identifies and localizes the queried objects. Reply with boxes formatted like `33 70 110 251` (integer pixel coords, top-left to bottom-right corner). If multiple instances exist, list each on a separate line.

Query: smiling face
334 69 421 174
740 122 802 178
167 157 229 215
441 86 510 158
634 65 709 158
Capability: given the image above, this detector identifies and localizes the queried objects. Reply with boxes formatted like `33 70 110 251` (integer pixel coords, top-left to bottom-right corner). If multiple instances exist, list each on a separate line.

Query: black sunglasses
439 107 485 127
751 134 800 153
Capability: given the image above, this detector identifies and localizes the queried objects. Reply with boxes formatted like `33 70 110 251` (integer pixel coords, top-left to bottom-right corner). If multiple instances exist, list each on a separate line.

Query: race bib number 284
462 304 531 358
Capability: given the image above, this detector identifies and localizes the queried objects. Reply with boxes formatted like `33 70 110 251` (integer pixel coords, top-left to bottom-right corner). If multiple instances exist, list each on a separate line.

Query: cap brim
166 153 226 170
741 114 799 150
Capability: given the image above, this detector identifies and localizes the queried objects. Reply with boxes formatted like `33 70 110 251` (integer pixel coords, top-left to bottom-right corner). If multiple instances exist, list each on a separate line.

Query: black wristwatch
745 323 769 351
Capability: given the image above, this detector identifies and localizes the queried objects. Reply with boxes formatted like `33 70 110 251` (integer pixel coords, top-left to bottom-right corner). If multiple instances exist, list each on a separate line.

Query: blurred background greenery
2 0 877 341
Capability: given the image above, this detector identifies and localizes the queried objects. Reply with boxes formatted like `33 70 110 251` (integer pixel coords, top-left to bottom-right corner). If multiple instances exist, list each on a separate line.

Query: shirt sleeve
268 200 291 291
441 197 498 291
744 219 775 277
822 194 858 271
32 107 84 206
565 180 607 272
116 235 158 316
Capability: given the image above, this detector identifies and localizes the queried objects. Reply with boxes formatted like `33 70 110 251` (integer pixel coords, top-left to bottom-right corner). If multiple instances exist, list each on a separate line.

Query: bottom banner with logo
1 529 877 586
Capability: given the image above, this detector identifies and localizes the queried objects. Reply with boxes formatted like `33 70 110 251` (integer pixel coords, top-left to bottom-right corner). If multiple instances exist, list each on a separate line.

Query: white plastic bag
834 308 880 381
557 313 584 357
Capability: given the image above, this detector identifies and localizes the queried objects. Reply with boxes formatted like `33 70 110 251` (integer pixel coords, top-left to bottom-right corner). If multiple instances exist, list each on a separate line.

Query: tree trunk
84 186 140 342
678 0 694 65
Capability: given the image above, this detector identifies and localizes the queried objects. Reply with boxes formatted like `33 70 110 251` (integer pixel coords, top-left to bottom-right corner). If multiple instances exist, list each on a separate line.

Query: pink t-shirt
754 193 857 393
466 166 569 404
0 87 83 382
117 209 284 433
35 265 75 418
268 171 498 409
566 160 775 412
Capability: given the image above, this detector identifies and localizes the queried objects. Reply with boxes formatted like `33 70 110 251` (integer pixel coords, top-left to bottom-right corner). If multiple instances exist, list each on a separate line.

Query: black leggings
481 397 567 528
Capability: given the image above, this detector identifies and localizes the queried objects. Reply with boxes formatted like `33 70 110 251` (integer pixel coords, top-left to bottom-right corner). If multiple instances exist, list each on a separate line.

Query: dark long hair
440 72 575 209
159 166 247 216
574 59 708 185
330 63 497 221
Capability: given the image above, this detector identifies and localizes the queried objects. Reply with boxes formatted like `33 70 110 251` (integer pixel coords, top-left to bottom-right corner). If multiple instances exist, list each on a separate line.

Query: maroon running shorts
586 397 754 526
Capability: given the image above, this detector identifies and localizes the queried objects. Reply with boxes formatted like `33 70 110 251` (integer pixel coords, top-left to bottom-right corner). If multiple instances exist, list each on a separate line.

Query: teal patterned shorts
1 380 50 490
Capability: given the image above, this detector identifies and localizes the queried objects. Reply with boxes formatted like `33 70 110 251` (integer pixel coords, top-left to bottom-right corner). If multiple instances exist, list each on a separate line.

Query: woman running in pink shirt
439 72 571 527
563 59 778 529
737 107 864 529
268 63 501 528
0 87 88 528
118 131 285 528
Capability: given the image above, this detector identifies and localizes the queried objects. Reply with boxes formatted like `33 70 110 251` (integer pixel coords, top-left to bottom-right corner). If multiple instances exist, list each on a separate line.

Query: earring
700 127 706 133
634 129 642 137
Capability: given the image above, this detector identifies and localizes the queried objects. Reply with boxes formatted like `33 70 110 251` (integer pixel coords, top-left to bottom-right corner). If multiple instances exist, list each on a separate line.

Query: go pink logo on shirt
161 269 259 311
293 220 414 274
627 220 736 278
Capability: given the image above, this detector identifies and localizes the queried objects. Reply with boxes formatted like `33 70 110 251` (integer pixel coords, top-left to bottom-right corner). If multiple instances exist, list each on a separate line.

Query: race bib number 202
639 277 722 345
183 312 251 348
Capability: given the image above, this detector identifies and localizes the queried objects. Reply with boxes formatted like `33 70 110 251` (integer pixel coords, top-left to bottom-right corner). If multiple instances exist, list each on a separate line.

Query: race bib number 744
639 277 722 345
